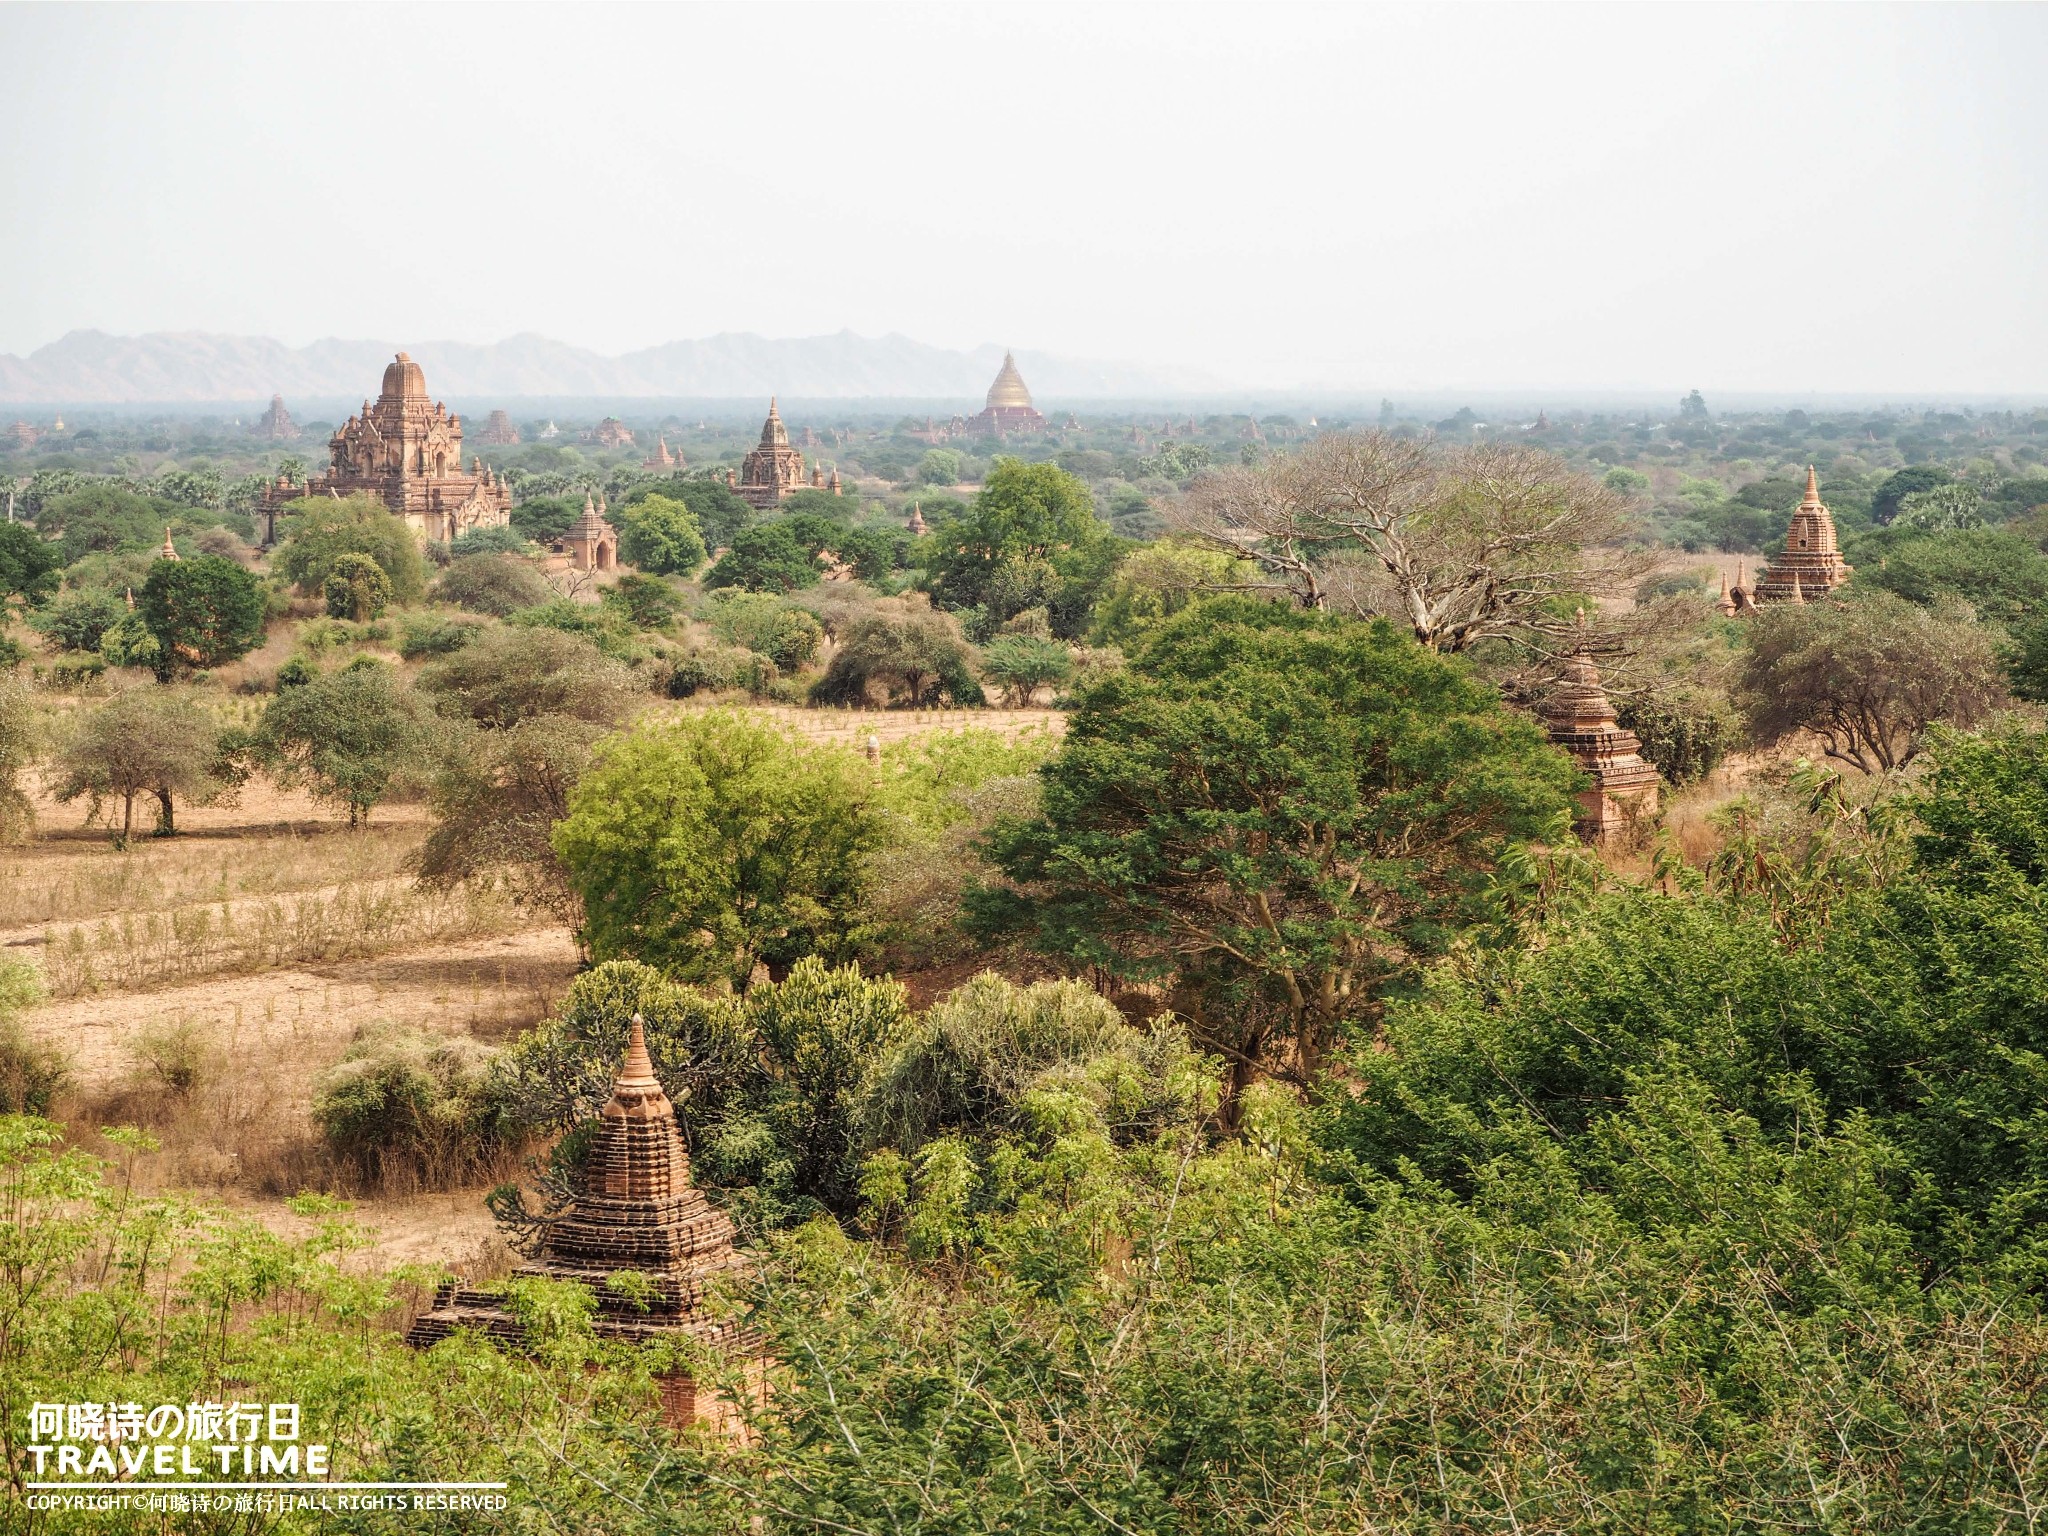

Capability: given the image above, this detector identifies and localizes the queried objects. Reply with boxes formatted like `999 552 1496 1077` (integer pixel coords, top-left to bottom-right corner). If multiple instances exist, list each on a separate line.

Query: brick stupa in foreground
407 1018 754 1426
1542 612 1661 840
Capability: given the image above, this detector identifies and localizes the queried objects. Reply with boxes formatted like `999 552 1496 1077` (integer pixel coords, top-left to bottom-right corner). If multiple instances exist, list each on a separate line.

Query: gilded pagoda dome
380 352 429 401
986 352 1034 411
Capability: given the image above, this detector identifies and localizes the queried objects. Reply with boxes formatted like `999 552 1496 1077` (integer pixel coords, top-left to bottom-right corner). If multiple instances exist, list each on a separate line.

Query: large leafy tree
138 554 266 676
981 598 1578 1095
928 459 1117 637
0 524 61 609
1737 588 2006 772
49 688 231 843
272 493 426 605
617 493 706 576
257 661 436 826
554 710 881 988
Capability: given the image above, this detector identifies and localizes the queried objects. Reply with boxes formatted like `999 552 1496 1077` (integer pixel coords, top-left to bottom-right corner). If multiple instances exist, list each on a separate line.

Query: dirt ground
11 709 1063 1275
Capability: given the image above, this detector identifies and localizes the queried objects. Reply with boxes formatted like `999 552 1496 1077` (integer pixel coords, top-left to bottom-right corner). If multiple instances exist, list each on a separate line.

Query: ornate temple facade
407 1018 755 1431
964 352 1047 436
475 410 521 446
1542 613 1661 840
735 398 811 508
257 353 512 545
1752 467 1852 603
250 395 300 441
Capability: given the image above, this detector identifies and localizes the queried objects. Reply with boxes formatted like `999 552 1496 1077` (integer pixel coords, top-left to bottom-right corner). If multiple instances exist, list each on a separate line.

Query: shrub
434 553 553 617
665 643 775 699
0 958 58 1113
1616 680 1745 786
30 588 126 652
418 625 637 729
273 493 427 604
312 1026 516 1189
602 572 683 631
449 525 534 559
811 610 985 708
707 591 825 669
323 551 393 620
397 612 488 659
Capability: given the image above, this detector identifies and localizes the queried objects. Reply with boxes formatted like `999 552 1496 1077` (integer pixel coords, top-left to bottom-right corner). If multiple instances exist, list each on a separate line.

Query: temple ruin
475 410 521 446
250 394 301 441
585 417 635 449
256 353 512 545
963 352 1047 436
1542 612 1660 840
407 1018 756 1432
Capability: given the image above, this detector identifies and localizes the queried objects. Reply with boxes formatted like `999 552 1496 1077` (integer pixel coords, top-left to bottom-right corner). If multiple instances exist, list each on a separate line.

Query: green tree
978 635 1073 704
433 551 553 617
927 459 1112 629
917 448 963 486
1871 464 1952 525
273 493 427 604
322 551 392 620
417 624 637 729
554 711 880 988
811 610 985 708
703 522 820 593
1738 589 2007 773
138 554 266 677
0 524 61 608
257 661 435 826
0 676 36 843
981 598 1579 1098
1089 539 1254 649
602 571 684 630
706 591 824 669
1855 526 2048 627
617 493 707 575
48 688 230 842
28 587 125 652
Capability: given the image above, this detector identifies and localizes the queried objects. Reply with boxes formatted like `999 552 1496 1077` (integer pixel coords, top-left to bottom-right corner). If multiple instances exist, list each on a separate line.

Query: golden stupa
967 351 1047 435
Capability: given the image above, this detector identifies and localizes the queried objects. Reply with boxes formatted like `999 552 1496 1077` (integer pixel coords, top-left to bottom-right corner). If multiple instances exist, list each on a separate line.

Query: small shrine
736 399 810 509
1542 613 1661 840
641 436 680 470
563 494 618 572
407 1018 755 1431
1752 467 1851 603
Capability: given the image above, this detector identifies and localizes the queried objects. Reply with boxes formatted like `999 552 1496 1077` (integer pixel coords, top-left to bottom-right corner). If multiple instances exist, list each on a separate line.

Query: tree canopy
138 554 266 676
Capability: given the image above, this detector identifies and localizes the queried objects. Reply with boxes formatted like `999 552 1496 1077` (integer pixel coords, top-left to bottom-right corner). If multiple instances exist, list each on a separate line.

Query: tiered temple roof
408 1018 749 1356
251 394 300 441
586 417 636 449
1753 467 1851 603
257 353 511 545
563 494 618 572
475 410 521 446
1542 612 1660 840
736 398 810 508
964 352 1048 436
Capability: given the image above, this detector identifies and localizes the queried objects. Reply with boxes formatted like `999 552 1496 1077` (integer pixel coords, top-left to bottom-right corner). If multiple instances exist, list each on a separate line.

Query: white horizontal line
28 1482 509 1490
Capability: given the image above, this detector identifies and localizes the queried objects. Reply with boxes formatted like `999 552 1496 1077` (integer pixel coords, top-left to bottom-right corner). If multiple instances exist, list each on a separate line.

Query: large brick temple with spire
733 398 812 508
407 1017 756 1431
257 352 512 545
1752 466 1852 603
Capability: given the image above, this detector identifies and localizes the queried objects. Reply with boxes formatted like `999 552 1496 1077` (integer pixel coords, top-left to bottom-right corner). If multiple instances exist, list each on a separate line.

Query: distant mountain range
0 329 1228 405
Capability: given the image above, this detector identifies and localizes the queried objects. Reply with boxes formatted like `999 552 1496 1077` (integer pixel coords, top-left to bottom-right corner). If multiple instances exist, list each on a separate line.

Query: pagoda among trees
406 1018 757 1432
1542 613 1661 840
257 353 512 545
475 409 521 446
964 352 1047 436
1752 466 1852 603
735 398 811 508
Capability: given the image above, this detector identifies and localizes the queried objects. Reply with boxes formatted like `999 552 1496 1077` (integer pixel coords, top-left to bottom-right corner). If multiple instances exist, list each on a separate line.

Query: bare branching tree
1173 431 1660 652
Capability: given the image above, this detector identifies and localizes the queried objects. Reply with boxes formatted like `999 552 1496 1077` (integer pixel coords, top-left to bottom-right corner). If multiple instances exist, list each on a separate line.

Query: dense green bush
312 1026 516 1188
434 551 554 617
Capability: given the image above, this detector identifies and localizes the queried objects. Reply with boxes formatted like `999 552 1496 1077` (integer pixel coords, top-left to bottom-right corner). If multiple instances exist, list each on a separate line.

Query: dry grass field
9 706 1065 1266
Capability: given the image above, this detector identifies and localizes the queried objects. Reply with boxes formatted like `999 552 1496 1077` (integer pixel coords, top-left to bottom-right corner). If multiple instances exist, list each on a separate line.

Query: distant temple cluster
407 1019 757 1431
257 353 512 544
1717 467 1853 615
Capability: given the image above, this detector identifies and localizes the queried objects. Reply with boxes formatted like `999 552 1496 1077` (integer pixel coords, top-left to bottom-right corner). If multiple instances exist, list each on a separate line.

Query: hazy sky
2 3 2043 394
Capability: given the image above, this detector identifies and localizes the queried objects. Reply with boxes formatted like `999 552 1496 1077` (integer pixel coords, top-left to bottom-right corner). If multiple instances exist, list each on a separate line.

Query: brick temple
257 353 512 545
963 352 1047 436
250 394 300 441
475 410 521 446
563 494 618 572
1753 466 1852 603
407 1018 756 1431
735 398 811 508
1543 612 1660 840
